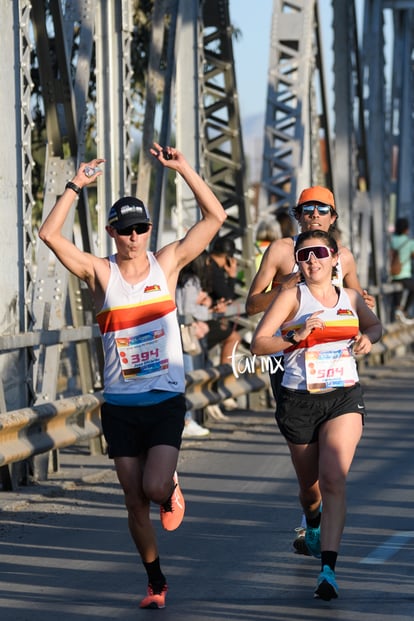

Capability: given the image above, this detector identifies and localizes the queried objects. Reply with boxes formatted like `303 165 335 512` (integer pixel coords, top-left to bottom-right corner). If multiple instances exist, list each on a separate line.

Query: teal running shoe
314 565 338 600
305 524 321 558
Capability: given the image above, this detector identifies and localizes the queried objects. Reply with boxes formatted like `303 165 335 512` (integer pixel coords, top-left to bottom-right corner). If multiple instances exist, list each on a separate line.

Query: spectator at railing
203 237 243 367
201 237 246 412
390 217 414 324
177 250 240 419
176 261 211 438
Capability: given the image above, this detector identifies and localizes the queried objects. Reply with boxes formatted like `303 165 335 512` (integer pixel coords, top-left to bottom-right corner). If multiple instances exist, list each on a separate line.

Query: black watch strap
285 330 298 345
65 181 81 195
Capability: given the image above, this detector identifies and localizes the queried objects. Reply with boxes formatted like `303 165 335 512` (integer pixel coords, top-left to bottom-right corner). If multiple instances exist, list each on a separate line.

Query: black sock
321 551 337 572
143 557 166 593
306 510 321 529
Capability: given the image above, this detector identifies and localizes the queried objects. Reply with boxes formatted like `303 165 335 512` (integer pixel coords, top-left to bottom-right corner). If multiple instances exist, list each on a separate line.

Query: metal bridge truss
200 0 255 281
261 0 414 320
0 0 135 484
261 0 332 216
149 0 256 283
1 0 414 485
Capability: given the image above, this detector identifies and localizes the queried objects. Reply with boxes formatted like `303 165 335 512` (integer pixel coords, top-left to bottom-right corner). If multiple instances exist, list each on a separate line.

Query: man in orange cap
246 185 374 554
246 185 372 317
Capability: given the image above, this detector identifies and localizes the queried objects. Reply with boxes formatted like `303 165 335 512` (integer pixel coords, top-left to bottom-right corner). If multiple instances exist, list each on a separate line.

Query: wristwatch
285 329 299 345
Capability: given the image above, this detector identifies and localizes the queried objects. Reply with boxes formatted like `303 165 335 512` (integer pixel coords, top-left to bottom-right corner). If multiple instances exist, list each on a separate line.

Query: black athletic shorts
269 355 284 402
101 394 186 458
275 383 365 445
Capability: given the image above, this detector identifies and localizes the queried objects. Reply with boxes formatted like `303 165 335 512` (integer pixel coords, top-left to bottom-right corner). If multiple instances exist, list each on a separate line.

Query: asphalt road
1 355 414 620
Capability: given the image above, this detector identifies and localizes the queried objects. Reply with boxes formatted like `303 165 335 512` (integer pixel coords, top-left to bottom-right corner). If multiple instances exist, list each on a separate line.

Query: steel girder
95 0 135 257
174 0 202 239
260 0 331 216
358 0 414 316
200 0 256 284
331 0 374 297
0 1 35 420
389 5 414 225
151 0 256 282
31 0 98 412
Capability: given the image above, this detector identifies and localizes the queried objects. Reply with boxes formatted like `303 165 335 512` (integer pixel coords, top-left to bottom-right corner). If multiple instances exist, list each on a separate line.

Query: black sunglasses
301 204 332 215
116 223 151 236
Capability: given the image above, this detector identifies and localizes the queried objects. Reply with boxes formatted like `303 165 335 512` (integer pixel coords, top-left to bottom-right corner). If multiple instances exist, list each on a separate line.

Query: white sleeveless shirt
97 252 185 402
271 242 345 358
281 283 359 392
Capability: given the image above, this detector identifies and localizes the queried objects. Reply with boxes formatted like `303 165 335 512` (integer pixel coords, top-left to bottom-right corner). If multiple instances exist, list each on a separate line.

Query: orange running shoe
160 471 185 531
139 584 168 609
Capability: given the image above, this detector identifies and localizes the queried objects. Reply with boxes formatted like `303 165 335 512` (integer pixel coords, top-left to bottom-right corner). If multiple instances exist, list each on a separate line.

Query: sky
229 1 383 124
228 1 339 182
229 0 274 181
230 0 273 120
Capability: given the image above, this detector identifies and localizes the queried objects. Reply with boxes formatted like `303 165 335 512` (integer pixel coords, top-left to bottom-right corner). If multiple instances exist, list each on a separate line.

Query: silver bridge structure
0 0 412 485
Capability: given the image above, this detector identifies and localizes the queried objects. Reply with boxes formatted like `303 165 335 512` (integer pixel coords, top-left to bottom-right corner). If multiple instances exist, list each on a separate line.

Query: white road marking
360 531 414 564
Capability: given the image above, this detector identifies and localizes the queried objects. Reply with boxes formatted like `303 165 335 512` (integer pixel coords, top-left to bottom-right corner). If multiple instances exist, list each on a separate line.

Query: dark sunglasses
295 245 332 262
301 204 332 215
116 223 151 236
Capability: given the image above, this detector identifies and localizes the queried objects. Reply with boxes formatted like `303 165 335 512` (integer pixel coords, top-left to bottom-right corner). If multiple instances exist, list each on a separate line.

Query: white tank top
272 244 345 358
281 283 359 392
97 252 185 401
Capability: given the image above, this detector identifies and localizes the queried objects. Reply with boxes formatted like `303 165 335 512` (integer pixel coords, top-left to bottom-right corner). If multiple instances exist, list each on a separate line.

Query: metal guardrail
184 362 269 411
0 361 269 489
0 320 413 491
0 393 103 469
373 320 414 357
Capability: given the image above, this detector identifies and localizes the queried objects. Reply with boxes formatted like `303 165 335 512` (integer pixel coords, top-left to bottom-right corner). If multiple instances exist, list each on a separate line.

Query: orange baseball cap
297 186 335 210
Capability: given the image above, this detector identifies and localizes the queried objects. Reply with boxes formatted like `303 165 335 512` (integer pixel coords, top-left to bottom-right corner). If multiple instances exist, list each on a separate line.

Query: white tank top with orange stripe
97 252 185 397
281 283 359 392
271 240 344 358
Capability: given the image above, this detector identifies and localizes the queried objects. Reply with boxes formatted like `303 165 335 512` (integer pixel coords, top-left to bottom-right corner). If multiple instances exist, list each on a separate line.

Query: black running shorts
101 394 186 458
275 383 365 445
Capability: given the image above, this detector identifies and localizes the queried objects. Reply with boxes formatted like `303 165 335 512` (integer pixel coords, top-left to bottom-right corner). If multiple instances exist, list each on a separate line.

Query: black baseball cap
211 237 239 256
108 197 152 229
